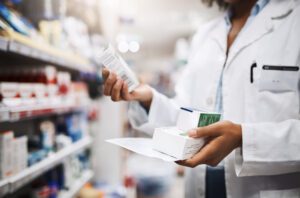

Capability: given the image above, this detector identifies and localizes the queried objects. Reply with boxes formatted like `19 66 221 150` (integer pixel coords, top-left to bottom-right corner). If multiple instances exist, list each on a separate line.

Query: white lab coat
128 0 300 197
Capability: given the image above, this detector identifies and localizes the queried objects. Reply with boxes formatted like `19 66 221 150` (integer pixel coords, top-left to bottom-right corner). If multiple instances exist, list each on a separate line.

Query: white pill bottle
99 45 140 92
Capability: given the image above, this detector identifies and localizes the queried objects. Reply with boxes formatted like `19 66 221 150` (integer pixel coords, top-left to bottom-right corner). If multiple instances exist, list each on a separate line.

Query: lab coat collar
210 0 295 63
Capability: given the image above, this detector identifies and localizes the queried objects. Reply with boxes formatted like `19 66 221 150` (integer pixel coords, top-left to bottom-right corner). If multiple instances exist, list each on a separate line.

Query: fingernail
188 130 197 137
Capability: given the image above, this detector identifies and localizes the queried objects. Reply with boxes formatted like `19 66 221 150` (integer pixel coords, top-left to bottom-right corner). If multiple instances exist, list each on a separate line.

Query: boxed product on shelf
12 136 28 174
70 82 89 106
57 71 71 95
0 82 21 107
0 66 57 84
19 83 35 104
65 114 85 142
39 121 56 153
33 83 47 101
0 131 14 179
0 3 32 36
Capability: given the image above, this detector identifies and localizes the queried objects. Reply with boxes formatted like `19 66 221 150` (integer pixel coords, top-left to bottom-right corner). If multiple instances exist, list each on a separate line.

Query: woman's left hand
176 121 242 168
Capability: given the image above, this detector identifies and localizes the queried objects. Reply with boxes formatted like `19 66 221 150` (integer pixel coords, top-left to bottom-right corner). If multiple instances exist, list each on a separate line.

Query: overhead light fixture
118 41 129 53
129 41 140 53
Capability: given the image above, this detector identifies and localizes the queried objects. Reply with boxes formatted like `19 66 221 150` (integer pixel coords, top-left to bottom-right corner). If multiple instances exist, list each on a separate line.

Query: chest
187 18 300 122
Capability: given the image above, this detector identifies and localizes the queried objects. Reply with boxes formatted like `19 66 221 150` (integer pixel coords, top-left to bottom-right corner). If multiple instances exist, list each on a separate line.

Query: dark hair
202 0 228 9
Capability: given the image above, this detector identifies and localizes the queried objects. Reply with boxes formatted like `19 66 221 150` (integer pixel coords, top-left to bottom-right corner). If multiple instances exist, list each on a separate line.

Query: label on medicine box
99 45 140 92
176 107 221 132
153 127 205 160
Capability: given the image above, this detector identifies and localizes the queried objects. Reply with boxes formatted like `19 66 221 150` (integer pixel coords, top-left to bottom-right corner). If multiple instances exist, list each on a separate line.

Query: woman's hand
102 68 153 109
177 121 242 168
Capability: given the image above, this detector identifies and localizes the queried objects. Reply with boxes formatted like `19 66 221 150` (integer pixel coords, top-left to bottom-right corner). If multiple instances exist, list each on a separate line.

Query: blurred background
0 0 221 197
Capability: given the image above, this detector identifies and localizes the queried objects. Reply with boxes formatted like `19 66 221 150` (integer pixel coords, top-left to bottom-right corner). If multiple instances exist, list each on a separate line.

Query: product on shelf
0 2 31 36
55 134 72 151
28 149 48 166
0 131 14 179
57 71 71 95
0 82 21 106
12 136 28 175
40 121 56 153
0 2 45 43
0 131 28 179
70 82 89 106
79 184 104 198
0 66 91 110
65 113 86 142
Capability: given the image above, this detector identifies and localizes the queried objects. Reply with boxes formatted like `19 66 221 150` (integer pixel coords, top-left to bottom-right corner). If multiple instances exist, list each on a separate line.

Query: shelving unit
0 137 92 197
58 170 94 198
0 2 101 196
0 37 8 51
0 180 9 197
0 34 95 73
0 104 87 123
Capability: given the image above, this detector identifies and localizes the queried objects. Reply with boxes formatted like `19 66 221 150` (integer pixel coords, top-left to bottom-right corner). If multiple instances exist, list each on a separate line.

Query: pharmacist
102 0 300 197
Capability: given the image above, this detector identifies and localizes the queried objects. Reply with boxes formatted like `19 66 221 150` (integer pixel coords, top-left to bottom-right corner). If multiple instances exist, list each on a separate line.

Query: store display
0 1 100 197
0 66 91 111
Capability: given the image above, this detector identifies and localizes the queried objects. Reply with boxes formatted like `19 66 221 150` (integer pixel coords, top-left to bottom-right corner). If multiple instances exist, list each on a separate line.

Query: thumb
188 122 222 138
102 68 110 81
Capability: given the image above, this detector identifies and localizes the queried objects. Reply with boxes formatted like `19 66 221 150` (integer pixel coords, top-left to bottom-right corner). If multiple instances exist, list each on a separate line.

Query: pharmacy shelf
0 33 95 73
8 40 94 73
0 180 9 197
0 137 92 196
0 103 86 123
58 170 94 198
0 37 8 51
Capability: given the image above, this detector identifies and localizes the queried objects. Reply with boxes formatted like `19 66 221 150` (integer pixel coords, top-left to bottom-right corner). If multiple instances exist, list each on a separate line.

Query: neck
231 0 258 19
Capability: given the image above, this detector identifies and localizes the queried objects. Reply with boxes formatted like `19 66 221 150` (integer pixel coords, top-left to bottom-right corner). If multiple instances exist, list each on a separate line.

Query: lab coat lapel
226 0 294 68
210 18 228 54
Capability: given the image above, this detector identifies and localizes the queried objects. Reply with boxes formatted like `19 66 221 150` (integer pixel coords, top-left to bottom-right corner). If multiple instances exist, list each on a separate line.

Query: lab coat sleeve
235 120 300 177
127 25 207 135
128 68 193 135
128 88 180 135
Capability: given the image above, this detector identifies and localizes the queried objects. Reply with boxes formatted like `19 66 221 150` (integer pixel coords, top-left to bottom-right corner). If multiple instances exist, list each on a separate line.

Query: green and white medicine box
152 108 221 160
176 107 221 132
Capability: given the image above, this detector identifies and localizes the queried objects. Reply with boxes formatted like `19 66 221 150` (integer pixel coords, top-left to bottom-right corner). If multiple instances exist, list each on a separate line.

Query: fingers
121 83 131 101
104 71 117 96
111 79 123 101
188 121 225 138
176 137 223 168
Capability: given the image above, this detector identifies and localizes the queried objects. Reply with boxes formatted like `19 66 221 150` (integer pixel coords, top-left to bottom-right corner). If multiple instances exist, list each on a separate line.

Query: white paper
106 138 179 162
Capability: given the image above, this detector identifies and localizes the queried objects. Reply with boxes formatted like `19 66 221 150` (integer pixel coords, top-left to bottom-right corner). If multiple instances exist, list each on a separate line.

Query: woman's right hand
102 68 153 109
